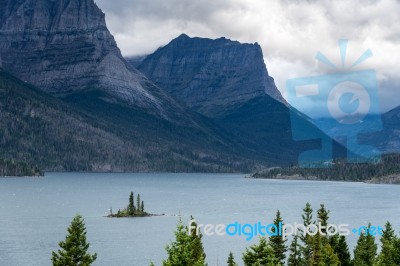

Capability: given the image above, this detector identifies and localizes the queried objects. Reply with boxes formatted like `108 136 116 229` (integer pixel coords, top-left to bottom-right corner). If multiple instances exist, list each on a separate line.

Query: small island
107 192 161 218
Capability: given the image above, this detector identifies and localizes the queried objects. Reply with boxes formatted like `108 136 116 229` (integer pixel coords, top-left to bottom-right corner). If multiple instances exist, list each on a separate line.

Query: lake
1 173 399 266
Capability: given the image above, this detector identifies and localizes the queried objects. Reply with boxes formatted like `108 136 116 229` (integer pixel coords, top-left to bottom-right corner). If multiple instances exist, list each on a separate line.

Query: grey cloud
95 0 400 114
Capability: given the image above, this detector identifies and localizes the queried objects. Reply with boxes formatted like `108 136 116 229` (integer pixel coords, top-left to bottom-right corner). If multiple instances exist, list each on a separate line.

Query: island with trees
107 191 161 218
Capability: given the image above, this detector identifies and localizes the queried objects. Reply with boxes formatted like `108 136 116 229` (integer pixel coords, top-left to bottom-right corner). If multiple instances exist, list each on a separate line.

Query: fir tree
270 210 287 265
288 235 302 266
317 204 330 236
309 233 339 266
51 214 97 266
242 237 281 266
163 218 207 266
227 252 238 266
353 225 377 266
334 236 352 266
302 203 314 227
309 233 323 266
188 216 207 265
128 191 135 215
374 222 397 266
141 200 145 213
381 221 395 243
321 242 340 266
136 194 141 214
393 236 400 265
300 203 314 264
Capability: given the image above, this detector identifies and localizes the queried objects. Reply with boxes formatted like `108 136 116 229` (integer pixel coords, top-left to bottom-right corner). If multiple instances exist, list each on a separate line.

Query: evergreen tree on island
128 191 135 215
109 191 149 217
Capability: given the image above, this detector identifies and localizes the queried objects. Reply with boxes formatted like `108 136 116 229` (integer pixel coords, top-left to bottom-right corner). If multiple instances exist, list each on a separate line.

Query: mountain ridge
137 34 286 117
138 34 347 165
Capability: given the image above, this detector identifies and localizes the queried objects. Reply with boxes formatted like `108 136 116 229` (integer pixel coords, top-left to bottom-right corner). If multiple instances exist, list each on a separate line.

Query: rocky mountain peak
138 34 285 117
0 0 180 117
0 0 106 32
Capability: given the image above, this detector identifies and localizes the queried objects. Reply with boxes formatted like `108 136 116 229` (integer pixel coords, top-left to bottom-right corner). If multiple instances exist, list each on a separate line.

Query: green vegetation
48 205 400 266
51 214 97 266
162 217 207 266
0 158 43 177
0 69 260 173
251 153 400 182
108 191 152 218
227 252 238 266
243 237 281 265
154 203 400 266
270 210 288 264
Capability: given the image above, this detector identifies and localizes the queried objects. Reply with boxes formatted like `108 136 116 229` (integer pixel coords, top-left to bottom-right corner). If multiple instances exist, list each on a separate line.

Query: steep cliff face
0 0 271 171
138 34 285 117
0 0 177 117
138 34 347 164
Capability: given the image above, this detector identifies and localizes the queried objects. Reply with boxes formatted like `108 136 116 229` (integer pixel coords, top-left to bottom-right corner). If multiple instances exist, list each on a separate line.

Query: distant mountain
137 35 346 164
0 0 346 170
138 34 285 117
0 0 267 172
316 107 400 155
378 106 400 152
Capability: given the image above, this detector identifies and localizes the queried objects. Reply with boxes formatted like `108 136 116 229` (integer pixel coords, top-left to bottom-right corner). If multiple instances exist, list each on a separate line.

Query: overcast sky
95 0 399 114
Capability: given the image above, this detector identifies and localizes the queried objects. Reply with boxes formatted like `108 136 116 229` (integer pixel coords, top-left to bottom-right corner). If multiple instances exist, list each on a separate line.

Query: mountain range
0 0 366 172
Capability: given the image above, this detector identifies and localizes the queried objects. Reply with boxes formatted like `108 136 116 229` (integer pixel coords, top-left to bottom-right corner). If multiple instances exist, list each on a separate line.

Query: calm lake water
0 173 400 266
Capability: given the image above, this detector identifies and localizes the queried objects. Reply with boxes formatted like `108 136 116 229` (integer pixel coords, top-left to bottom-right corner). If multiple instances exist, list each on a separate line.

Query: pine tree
302 203 313 228
136 194 141 214
188 216 207 265
270 210 287 265
288 235 302 266
128 191 135 215
141 200 145 214
300 203 314 264
227 252 238 266
317 204 329 236
374 222 397 266
353 225 377 266
51 214 97 266
381 221 395 243
321 242 340 266
242 237 281 266
393 236 400 265
334 236 352 266
309 233 323 266
163 218 207 266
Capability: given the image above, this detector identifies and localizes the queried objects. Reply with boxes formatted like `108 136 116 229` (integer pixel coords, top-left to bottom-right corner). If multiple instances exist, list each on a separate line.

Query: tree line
252 154 400 182
51 203 400 265
0 158 43 177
